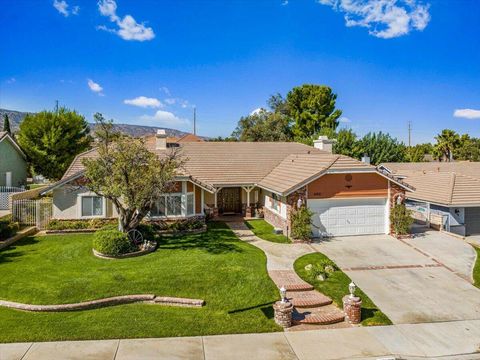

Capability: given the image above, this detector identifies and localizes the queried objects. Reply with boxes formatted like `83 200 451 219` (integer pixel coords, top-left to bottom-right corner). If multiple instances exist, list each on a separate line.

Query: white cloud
97 0 155 41
160 87 171 96
163 98 191 108
124 96 162 108
339 116 351 123
87 79 104 95
5 77 16 84
250 108 264 116
53 0 79 17
282 0 289 5
454 108 480 120
317 0 430 39
140 110 189 127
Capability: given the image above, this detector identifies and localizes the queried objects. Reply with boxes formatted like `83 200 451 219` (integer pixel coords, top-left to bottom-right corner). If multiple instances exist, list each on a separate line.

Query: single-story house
0 131 27 188
41 132 412 237
380 162 480 236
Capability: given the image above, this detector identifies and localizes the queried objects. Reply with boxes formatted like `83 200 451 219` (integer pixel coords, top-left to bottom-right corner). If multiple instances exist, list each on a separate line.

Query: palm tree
434 129 460 162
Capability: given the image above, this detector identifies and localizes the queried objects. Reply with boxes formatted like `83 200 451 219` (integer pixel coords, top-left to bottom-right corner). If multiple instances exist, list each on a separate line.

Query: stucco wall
308 173 388 199
0 137 27 187
53 186 116 219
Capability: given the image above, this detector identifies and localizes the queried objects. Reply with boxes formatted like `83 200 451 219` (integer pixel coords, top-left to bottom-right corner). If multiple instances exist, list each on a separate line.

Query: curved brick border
92 245 156 259
0 295 205 312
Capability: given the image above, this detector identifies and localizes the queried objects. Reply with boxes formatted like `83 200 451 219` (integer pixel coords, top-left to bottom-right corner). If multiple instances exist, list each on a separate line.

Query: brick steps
283 283 315 292
289 291 332 308
292 306 345 325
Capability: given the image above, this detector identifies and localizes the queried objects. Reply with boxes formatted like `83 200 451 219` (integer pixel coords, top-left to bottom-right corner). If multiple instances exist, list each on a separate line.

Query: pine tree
2 114 11 134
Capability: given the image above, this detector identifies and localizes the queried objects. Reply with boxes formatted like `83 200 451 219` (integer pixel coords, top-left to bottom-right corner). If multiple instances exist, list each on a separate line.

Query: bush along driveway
0 222 282 343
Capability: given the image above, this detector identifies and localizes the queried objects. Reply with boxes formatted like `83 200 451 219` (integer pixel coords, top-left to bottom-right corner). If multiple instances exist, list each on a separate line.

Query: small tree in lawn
82 114 181 233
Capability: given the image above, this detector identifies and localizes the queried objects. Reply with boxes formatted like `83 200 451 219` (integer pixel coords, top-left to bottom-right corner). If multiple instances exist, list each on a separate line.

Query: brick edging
0 294 205 312
0 226 38 250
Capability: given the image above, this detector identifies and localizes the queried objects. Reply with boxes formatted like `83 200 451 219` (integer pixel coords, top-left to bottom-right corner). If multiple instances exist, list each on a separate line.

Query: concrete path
2 319 480 359
313 232 480 324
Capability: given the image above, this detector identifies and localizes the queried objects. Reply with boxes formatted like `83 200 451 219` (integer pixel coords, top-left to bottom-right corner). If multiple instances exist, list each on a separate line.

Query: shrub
390 204 414 235
306 259 338 282
291 206 313 241
92 229 136 256
136 223 156 240
0 216 20 241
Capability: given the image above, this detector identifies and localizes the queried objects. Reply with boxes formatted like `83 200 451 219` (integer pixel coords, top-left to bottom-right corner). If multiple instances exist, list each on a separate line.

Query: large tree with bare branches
82 114 181 232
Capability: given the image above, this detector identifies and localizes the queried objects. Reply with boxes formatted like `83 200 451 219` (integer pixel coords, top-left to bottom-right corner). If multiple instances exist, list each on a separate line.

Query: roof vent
156 129 167 150
313 135 336 153
361 154 371 164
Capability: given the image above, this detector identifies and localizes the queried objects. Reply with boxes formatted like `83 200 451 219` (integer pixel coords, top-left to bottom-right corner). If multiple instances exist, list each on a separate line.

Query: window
151 194 182 217
81 196 103 217
187 193 194 215
271 194 280 212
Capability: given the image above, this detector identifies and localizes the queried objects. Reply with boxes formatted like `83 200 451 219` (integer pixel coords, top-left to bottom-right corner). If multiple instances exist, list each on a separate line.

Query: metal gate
0 186 24 210
11 198 53 229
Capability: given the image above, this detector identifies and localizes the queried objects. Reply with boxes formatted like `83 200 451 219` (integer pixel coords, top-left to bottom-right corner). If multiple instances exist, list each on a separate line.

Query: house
41 132 412 237
380 162 480 236
0 131 27 188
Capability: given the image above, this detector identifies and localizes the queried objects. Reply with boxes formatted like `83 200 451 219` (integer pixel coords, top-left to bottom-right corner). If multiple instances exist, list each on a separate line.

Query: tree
434 129 460 162
232 109 292 141
404 143 433 162
286 84 342 140
82 114 181 233
17 107 91 180
455 134 480 161
355 132 406 165
333 129 360 158
2 114 11 134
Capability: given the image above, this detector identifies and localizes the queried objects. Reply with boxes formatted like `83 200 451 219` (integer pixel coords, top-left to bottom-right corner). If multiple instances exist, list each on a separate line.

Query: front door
220 188 241 214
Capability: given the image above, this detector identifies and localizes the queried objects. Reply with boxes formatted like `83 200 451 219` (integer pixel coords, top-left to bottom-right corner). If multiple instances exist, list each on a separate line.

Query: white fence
11 198 53 229
0 186 25 210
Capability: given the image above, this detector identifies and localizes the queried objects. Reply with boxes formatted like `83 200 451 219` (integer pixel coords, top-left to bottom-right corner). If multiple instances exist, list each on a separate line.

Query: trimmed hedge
92 229 136 256
47 219 117 231
0 215 20 241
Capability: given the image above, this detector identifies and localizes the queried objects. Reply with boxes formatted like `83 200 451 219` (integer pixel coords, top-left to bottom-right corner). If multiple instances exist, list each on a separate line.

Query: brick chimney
313 135 336 153
156 129 167 150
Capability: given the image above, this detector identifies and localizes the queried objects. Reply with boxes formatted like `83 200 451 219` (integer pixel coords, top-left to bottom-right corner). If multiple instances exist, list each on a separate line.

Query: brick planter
343 295 362 324
273 300 294 328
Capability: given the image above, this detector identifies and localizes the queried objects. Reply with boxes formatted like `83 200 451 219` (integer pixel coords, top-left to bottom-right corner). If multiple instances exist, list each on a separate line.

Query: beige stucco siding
53 187 117 219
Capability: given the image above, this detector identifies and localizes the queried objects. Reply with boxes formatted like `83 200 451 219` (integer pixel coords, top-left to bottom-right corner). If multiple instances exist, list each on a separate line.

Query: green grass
245 219 290 243
26 184 48 190
0 221 281 342
294 253 392 326
473 246 480 288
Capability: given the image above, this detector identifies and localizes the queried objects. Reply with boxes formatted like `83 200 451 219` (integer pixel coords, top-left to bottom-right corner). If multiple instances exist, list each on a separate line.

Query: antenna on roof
193 107 197 135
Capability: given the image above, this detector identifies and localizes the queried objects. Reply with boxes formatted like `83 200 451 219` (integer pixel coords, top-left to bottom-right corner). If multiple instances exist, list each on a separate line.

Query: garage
465 207 480 235
308 198 387 237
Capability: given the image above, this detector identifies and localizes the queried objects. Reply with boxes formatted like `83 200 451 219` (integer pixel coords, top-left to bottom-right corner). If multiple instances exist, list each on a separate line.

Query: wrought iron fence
0 186 25 210
11 198 53 229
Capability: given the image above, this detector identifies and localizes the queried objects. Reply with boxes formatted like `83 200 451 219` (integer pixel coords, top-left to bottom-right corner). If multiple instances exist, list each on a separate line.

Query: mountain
0 108 197 138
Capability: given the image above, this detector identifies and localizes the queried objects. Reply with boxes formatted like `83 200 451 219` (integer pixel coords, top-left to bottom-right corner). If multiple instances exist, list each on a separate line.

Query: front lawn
245 219 290 243
294 253 391 326
0 221 281 342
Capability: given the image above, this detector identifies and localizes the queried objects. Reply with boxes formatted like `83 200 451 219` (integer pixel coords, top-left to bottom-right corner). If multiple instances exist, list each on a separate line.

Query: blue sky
1 0 479 144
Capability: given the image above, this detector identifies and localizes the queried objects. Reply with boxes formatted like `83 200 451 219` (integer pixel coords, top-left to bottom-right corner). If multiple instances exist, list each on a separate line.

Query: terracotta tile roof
258 154 374 194
177 133 204 142
61 141 410 194
381 162 480 206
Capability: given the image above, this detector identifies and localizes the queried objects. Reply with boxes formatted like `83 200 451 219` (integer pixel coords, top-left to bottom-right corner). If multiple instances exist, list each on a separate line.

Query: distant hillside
0 108 197 138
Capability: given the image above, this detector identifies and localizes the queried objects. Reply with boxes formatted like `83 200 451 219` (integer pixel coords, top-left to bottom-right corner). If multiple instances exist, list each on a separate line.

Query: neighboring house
0 131 27 188
41 132 412 237
380 162 480 236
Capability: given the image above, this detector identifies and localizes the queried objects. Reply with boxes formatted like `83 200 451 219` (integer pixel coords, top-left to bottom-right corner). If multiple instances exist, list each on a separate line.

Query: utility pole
407 121 411 147
193 107 197 135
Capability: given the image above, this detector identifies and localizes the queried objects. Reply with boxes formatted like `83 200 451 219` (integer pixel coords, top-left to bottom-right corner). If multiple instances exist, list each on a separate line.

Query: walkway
3 319 480 360
227 221 346 328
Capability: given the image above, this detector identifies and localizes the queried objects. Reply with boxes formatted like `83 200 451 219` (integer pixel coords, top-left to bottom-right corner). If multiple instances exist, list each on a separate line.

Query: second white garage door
308 198 387 237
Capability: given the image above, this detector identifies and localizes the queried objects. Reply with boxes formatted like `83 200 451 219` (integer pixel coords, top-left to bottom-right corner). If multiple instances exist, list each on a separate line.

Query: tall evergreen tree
2 114 11 134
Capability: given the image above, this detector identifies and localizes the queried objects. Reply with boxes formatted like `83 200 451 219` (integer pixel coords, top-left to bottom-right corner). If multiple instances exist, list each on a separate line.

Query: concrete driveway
312 231 480 324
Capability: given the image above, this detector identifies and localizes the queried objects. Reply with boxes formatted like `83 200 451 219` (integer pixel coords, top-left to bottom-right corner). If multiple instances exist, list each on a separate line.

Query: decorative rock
273 300 293 328
325 265 335 273
316 274 326 281
343 295 362 324
304 264 313 271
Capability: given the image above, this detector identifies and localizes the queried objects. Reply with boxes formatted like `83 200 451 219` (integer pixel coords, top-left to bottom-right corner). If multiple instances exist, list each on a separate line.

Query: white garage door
308 198 387 237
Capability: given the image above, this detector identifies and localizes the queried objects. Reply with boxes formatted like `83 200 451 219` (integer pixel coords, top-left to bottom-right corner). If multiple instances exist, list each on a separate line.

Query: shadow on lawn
0 236 39 263
158 221 244 255
228 301 275 319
